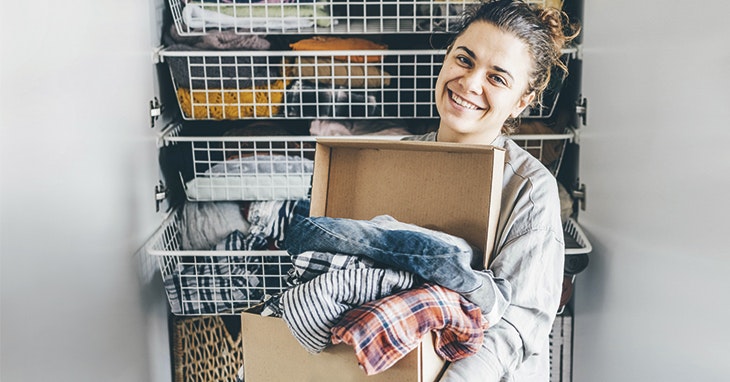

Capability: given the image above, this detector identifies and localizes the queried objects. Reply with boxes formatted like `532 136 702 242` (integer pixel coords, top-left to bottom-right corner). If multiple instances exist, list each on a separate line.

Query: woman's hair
449 0 580 133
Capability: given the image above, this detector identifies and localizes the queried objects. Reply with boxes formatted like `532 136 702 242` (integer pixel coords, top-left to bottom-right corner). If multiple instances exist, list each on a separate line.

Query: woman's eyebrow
454 46 515 82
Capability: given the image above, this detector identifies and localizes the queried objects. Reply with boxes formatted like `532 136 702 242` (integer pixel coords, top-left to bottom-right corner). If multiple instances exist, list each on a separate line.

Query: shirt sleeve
480 227 566 376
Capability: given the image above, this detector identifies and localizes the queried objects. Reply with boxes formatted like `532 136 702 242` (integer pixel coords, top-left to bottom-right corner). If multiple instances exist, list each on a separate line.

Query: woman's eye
490 75 507 86
456 55 472 67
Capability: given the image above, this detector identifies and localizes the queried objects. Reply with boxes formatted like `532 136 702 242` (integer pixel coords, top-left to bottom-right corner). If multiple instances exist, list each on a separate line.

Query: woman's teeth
451 92 480 110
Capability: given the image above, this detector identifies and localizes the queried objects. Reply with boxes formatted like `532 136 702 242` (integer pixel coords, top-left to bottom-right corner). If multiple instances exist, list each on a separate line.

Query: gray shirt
404 132 565 381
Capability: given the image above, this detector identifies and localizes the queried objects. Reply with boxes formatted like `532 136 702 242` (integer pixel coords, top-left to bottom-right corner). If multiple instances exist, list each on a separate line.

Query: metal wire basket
160 48 573 120
168 0 559 36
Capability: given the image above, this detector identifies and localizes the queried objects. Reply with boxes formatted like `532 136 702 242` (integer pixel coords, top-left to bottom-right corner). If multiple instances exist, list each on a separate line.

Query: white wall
3 1 730 381
0 1 171 381
576 1 730 380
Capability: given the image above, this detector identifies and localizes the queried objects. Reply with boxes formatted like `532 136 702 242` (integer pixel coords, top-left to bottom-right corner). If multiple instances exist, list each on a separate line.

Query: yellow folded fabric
288 57 391 88
177 80 287 119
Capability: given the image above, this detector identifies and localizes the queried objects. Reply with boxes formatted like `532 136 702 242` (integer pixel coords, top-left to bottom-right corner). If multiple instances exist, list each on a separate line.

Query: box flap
311 138 504 267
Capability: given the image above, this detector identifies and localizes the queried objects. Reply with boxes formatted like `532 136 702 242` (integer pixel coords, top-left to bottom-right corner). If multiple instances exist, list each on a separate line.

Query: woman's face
435 21 535 144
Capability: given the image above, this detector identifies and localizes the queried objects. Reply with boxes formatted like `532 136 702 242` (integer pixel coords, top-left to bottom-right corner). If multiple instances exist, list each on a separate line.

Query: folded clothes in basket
165 44 278 90
164 231 292 315
176 80 287 119
164 23 272 51
165 200 309 315
287 57 392 89
289 36 387 63
182 1 335 31
184 154 314 201
285 80 382 118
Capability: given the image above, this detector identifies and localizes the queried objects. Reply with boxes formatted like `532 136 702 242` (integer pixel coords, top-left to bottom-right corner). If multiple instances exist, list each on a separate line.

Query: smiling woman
403 1 580 381
435 21 536 144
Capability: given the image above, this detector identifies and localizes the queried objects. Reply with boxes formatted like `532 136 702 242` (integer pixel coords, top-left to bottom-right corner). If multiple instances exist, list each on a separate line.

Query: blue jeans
284 214 482 295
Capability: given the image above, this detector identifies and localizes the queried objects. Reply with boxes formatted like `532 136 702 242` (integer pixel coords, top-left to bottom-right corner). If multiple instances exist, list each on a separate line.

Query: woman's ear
511 91 536 119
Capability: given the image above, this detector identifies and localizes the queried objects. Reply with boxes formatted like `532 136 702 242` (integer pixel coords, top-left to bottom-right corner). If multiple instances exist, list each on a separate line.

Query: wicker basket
173 315 243 382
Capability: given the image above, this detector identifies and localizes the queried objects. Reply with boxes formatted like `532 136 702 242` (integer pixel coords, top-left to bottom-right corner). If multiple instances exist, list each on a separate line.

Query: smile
450 91 483 110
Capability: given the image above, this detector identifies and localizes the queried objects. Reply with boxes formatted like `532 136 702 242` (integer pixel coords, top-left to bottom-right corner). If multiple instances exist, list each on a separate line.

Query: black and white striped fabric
280 268 418 353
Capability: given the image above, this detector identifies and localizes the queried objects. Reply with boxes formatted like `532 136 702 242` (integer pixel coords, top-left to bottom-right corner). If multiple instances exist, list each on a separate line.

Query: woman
405 0 580 380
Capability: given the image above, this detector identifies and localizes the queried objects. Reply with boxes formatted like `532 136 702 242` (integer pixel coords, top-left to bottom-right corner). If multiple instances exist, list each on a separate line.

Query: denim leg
284 215 482 294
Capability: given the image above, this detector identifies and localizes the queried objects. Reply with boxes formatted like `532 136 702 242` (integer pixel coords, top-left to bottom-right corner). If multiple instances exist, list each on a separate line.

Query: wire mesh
161 48 570 120
168 0 556 36
509 131 573 176
150 129 589 316
147 209 294 315
161 49 444 120
165 134 317 201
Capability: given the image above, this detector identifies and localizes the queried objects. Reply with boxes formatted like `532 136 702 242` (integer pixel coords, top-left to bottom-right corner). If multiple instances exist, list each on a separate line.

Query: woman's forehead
453 21 533 72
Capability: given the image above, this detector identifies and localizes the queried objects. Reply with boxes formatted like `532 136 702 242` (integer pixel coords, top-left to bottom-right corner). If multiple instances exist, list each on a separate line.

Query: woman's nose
459 70 484 94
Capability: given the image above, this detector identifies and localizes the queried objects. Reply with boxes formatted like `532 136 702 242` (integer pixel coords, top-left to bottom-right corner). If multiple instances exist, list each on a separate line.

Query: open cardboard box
242 138 504 382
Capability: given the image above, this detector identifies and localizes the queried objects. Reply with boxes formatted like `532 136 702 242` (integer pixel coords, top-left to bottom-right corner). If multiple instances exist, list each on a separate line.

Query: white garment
182 4 315 30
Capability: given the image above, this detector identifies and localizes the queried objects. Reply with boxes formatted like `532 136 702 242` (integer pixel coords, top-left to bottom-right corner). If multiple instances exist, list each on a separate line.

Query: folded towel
165 44 276 89
290 36 387 63
166 23 271 50
309 119 410 136
288 57 391 88
177 80 287 119
183 2 334 30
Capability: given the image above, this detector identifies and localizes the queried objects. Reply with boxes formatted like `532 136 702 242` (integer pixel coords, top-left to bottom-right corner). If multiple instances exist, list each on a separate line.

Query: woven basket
173 315 243 382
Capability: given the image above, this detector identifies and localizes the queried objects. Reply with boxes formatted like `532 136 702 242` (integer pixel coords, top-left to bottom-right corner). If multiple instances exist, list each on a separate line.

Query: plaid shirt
331 283 488 375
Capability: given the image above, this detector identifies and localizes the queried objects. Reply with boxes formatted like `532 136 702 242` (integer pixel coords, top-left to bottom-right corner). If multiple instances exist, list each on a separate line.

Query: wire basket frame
161 49 443 120
160 48 572 120
168 0 557 36
563 217 592 255
509 130 573 177
160 125 574 201
147 208 294 315
147 205 591 316
165 132 317 202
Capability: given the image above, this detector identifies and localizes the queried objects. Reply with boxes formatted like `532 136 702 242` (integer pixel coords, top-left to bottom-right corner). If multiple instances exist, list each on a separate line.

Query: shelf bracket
154 181 167 213
150 97 163 128
576 96 588 127
151 45 164 64
572 183 587 211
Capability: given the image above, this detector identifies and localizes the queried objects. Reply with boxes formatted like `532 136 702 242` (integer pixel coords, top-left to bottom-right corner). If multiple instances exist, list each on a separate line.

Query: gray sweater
403 132 564 382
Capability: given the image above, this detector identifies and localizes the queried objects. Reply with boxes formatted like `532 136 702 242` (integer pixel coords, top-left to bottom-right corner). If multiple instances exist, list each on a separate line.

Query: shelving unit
149 0 589 381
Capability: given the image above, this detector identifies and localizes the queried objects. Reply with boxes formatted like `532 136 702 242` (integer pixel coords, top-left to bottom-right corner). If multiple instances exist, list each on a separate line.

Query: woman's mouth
449 90 483 110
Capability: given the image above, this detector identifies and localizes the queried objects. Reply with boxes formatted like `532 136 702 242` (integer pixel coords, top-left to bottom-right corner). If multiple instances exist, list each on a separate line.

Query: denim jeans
284 214 483 295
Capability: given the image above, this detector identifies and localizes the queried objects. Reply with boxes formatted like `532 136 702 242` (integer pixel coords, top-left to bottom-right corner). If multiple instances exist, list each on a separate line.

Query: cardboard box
242 138 504 382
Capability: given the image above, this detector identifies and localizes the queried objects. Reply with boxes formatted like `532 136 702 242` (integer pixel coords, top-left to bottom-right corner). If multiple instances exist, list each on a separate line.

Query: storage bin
160 48 573 120
159 124 575 201
161 125 317 202
146 206 295 315
168 0 558 36
510 129 574 176
172 315 243 382
160 49 442 120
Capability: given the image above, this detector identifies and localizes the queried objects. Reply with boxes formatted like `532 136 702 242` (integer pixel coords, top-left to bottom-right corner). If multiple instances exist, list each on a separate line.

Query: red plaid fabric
330 283 488 375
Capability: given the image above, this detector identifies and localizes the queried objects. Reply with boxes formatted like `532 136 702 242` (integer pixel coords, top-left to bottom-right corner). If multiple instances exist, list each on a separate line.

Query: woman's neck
436 128 501 146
